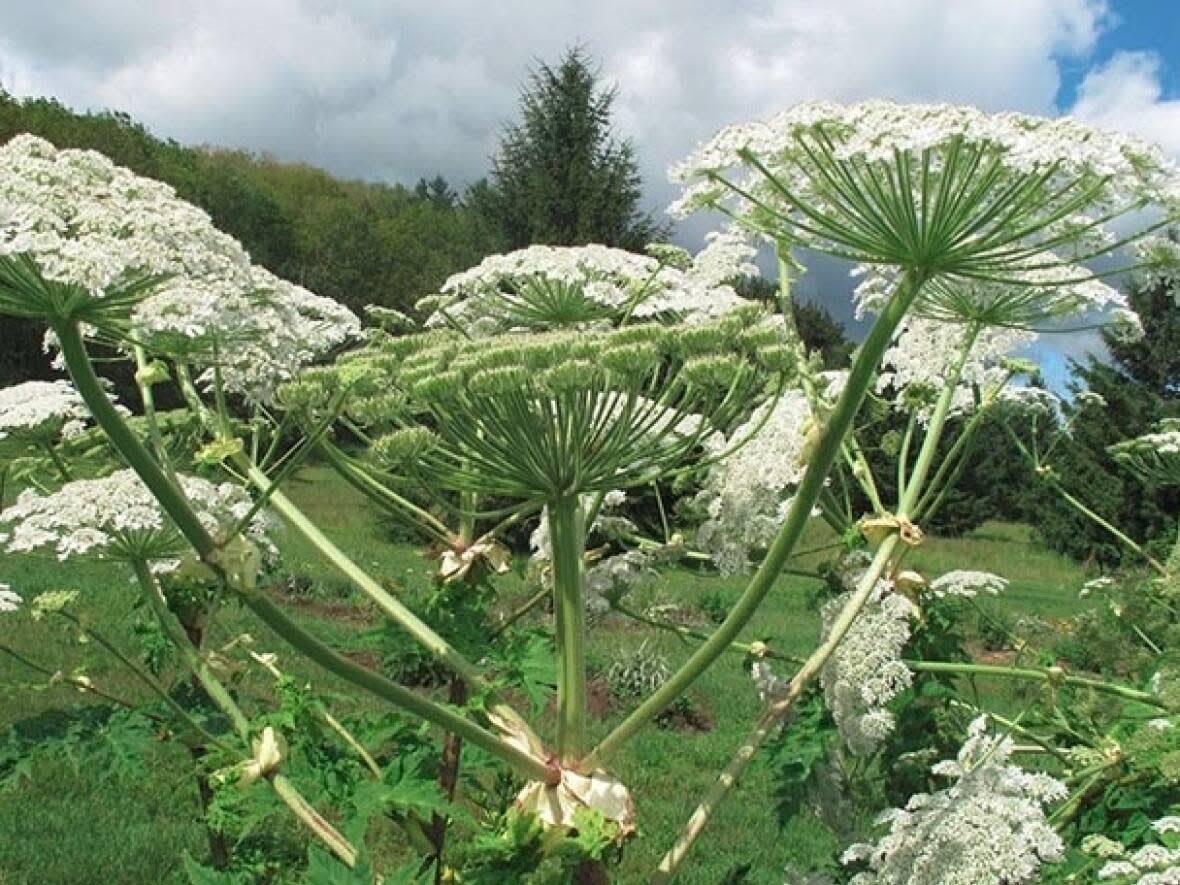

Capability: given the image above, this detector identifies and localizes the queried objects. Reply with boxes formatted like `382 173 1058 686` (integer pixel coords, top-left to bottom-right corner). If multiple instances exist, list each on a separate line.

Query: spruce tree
472 47 663 250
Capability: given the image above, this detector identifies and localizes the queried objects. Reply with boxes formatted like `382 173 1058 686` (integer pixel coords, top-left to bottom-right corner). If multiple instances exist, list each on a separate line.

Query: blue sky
1059 1 1180 105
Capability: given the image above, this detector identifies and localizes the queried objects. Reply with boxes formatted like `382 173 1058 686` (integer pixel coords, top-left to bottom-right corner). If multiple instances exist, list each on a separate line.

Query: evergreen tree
471 47 664 250
1031 280 1180 565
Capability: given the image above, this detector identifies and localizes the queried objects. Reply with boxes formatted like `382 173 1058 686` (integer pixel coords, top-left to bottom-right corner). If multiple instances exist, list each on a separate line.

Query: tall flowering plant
0 100 1178 884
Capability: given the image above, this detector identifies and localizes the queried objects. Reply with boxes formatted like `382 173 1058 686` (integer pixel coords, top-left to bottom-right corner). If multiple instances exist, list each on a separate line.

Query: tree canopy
469 47 664 250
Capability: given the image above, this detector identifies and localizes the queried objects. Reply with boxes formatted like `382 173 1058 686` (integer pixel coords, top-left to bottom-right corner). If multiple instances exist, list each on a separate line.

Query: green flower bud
372 426 439 467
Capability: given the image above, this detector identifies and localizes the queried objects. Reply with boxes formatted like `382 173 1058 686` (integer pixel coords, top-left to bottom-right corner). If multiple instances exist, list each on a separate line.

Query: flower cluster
423 236 755 334
875 317 1033 421
133 265 360 404
844 716 1067 884
1094 817 1180 882
1109 419 1180 486
0 468 278 567
0 379 96 442
694 388 813 575
0 134 359 404
0 133 252 320
0 583 20 613
852 260 1140 335
820 582 915 754
670 101 1180 304
926 570 1008 600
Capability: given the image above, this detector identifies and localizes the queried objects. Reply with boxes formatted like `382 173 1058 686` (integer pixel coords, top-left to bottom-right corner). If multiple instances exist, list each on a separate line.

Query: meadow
0 465 1088 885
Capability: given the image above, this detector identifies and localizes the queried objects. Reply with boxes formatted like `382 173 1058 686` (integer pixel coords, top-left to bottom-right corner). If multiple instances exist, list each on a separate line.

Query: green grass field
0 467 1087 884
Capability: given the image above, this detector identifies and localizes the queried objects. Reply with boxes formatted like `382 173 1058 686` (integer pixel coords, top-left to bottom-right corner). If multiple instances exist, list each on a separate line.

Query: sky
1 0 1178 387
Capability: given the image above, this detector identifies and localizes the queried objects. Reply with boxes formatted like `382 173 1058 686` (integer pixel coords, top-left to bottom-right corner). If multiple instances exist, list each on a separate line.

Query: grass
0 467 1088 884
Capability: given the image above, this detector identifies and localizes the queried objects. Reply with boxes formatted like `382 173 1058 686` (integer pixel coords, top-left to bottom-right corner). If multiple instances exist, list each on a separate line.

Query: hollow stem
549 494 588 762
906 660 1166 708
585 269 928 769
651 537 899 882
238 586 556 784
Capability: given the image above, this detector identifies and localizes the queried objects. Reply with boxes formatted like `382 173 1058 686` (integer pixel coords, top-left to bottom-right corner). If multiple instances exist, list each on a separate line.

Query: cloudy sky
2 0 1178 383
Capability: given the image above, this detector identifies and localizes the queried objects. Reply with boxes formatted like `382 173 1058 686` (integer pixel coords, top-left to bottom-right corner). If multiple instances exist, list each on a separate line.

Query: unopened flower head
0 468 278 567
844 716 1067 884
671 100 1179 293
334 311 786 503
821 583 916 755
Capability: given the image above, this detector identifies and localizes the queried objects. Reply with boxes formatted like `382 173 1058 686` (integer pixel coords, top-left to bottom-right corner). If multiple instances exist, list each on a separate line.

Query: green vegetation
0 466 1087 884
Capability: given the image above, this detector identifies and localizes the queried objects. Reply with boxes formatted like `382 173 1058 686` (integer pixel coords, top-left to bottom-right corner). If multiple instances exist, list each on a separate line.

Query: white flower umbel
426 239 753 334
695 388 813 575
672 102 1180 280
133 266 360 405
820 582 916 755
0 583 21 613
876 317 1033 421
927 570 1009 600
1097 817 1180 882
1110 419 1180 486
0 468 277 567
0 133 253 324
844 716 1067 884
0 379 95 442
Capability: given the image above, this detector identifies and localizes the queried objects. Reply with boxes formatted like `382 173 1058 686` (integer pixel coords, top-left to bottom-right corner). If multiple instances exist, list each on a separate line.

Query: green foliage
469 47 664 251
1032 279 1180 565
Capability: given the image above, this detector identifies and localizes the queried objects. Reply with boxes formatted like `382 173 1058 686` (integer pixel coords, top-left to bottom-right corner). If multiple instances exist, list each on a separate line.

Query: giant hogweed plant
0 101 1177 882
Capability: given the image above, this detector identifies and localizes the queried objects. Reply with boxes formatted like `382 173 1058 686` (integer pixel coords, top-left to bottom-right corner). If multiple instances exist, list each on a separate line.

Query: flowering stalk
585 269 928 769
652 313 981 880
550 494 588 761
56 326 550 782
906 661 1166 708
651 536 901 883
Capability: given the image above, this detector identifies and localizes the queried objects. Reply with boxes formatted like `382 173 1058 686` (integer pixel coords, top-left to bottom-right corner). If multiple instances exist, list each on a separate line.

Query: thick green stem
585 269 928 769
132 560 252 739
172 364 542 750
238 586 556 783
550 495 588 762
651 538 899 882
56 323 219 557
907 660 1167 708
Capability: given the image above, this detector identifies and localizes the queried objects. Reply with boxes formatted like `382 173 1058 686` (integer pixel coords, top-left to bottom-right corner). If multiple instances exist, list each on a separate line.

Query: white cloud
1070 50 1180 155
0 0 1111 201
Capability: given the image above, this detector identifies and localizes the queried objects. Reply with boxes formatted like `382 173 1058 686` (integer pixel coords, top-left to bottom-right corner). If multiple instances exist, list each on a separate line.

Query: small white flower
927 570 1008 600
844 716 1066 884
0 584 21 613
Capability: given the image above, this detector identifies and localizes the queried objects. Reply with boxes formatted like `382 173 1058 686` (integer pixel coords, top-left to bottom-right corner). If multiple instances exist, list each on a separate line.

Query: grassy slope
0 468 1085 884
